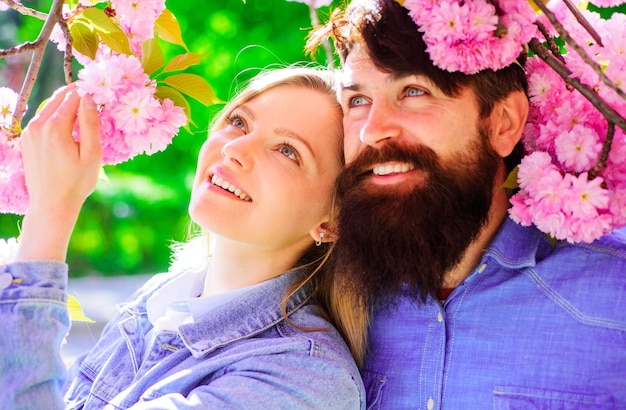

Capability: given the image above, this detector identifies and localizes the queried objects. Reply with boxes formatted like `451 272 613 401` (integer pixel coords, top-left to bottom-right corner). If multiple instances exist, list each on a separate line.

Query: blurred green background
2 1 624 277
0 0 340 277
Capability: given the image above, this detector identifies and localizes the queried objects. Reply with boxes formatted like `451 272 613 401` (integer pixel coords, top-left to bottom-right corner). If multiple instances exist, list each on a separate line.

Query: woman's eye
278 144 299 163
406 87 425 97
227 114 246 131
349 96 368 107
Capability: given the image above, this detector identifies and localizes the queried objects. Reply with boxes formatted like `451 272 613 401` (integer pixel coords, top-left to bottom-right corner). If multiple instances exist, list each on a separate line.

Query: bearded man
310 0 626 408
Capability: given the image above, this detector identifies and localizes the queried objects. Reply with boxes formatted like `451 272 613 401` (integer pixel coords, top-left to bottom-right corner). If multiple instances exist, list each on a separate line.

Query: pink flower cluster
76 53 186 165
0 1 186 214
111 0 167 56
508 5 626 243
0 87 28 215
403 0 538 74
51 0 166 58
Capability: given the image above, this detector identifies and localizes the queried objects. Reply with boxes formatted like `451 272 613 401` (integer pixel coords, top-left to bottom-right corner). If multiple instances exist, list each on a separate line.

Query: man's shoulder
552 228 626 267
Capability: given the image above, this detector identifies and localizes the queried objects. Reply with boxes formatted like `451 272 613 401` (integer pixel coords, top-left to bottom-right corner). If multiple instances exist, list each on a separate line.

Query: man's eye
406 87 425 97
350 96 368 107
278 144 299 163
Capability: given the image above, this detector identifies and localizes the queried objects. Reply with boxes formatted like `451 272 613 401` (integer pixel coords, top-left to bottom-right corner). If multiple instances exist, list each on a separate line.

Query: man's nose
359 101 402 147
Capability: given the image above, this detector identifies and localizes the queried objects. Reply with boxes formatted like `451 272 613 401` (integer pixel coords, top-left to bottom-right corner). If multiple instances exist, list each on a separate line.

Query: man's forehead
339 53 439 92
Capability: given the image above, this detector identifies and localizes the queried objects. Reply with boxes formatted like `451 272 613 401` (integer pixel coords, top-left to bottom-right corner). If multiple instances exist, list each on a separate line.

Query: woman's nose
221 137 253 170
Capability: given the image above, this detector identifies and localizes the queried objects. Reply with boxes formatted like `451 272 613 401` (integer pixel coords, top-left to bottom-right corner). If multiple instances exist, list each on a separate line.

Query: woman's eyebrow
275 128 314 156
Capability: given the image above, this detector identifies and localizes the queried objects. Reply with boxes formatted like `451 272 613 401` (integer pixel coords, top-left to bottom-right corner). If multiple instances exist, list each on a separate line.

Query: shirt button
427 398 435 409
0 272 14 289
437 312 443 322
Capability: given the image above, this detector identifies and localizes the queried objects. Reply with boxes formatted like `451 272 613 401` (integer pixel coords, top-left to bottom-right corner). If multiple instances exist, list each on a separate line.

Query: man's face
332 47 502 303
340 46 485 174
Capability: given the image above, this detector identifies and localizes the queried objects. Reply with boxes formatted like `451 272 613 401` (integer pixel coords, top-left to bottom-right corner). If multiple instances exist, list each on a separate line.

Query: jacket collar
177 267 310 357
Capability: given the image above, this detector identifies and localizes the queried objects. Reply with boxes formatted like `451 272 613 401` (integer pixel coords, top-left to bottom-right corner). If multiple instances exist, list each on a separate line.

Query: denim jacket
0 262 365 409
362 218 626 410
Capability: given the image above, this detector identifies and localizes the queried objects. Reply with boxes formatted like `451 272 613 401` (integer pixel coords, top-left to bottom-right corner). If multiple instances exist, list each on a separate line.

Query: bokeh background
2 1 625 278
0 0 341 277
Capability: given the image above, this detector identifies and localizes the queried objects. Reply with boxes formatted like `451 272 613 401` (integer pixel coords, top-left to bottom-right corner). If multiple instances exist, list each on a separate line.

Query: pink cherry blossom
404 0 538 74
554 124 602 173
0 87 18 129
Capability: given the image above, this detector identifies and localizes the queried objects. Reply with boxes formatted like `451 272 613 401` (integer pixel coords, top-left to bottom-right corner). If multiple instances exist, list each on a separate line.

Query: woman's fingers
20 85 102 211
77 94 102 164
26 83 76 128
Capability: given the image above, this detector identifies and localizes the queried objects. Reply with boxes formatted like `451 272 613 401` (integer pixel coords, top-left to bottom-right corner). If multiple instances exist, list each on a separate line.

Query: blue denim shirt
0 262 365 409
362 218 626 410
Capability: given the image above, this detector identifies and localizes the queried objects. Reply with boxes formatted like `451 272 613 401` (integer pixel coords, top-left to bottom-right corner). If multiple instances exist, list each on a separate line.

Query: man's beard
332 125 501 308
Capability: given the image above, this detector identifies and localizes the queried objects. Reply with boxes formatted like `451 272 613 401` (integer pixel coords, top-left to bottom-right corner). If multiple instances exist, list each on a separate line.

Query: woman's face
189 84 343 252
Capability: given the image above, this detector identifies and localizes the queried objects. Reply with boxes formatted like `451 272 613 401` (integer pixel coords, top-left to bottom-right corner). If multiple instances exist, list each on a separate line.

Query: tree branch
12 0 65 129
532 0 626 103
562 0 603 47
588 122 614 180
59 20 74 84
0 0 47 20
529 38 626 134
0 41 39 59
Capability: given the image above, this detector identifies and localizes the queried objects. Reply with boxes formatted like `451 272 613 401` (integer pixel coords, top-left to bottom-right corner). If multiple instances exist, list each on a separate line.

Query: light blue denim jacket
0 262 365 409
362 218 626 410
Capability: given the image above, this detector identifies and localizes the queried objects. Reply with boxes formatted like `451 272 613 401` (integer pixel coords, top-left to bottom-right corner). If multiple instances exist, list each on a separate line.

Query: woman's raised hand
16 84 102 262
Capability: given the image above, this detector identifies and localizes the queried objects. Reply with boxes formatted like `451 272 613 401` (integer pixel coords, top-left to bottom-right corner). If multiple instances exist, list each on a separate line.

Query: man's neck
442 181 510 289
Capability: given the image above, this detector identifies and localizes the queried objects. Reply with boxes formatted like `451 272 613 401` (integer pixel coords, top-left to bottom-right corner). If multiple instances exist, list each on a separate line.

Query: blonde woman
1 67 364 409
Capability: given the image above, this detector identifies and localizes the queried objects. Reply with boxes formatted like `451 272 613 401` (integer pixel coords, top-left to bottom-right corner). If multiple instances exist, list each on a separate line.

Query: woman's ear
309 221 338 244
489 90 529 158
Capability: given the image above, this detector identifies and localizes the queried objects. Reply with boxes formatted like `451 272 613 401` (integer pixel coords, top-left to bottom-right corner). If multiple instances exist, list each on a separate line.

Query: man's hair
308 0 528 171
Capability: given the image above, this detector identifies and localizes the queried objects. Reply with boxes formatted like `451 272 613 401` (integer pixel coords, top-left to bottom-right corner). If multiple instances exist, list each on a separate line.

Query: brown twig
588 122 614 180
562 0 603 47
529 39 626 133
532 0 626 103
59 20 74 84
0 0 47 20
529 38 624 177
12 0 65 129
534 20 565 65
0 41 39 59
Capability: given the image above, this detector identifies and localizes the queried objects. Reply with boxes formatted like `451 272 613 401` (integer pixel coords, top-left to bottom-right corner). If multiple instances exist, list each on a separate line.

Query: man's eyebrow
342 72 436 91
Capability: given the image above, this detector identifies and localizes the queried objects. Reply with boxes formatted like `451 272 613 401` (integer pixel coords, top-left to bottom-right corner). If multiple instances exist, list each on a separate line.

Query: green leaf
67 295 95 323
500 166 519 190
162 52 207 74
81 7 132 55
142 38 165 75
161 73 220 106
155 85 195 127
155 9 188 50
69 20 99 60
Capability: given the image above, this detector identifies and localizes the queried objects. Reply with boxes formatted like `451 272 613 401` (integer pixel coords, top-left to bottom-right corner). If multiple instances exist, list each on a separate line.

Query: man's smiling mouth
372 162 415 176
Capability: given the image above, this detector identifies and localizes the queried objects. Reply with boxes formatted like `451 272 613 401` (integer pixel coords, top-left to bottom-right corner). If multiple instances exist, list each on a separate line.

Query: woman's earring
315 232 325 247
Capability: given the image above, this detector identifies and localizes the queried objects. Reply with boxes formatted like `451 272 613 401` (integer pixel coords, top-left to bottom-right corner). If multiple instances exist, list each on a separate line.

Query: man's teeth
211 175 250 201
372 163 414 176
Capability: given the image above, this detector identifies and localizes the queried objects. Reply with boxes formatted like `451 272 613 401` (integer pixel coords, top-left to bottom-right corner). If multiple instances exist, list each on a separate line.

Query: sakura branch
1 0 64 131
0 0 216 215
400 0 626 243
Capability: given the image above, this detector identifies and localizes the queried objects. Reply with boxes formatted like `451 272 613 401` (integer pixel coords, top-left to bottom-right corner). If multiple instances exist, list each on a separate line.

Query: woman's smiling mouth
210 174 252 202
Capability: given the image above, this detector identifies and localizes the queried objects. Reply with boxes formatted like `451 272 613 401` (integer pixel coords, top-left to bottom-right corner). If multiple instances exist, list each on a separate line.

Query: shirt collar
483 217 552 270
